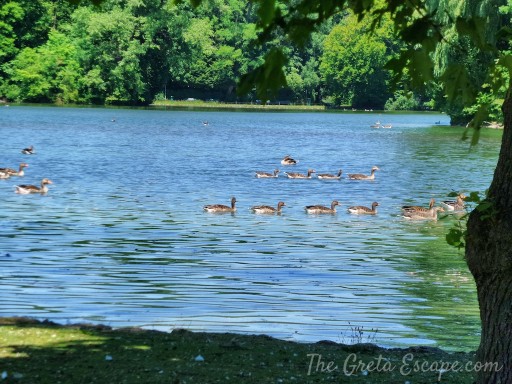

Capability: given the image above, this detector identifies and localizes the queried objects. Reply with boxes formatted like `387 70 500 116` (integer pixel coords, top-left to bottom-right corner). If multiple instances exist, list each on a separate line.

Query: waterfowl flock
1 146 54 194
203 154 466 220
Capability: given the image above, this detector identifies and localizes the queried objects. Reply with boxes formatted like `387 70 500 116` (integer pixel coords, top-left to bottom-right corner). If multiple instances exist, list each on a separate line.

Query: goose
255 169 279 178
281 155 298 165
0 163 28 176
402 198 436 213
317 169 343 180
403 206 445 221
305 200 340 214
347 202 379 215
15 178 53 194
21 145 35 154
251 201 286 214
440 194 466 212
347 166 379 180
285 169 315 179
0 171 10 179
203 197 237 213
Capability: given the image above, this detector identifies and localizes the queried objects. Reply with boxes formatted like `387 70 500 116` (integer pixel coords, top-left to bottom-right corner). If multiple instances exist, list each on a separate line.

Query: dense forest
0 0 506 120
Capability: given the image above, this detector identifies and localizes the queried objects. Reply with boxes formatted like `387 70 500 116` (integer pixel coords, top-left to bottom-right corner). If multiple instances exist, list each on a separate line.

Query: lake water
0 105 501 351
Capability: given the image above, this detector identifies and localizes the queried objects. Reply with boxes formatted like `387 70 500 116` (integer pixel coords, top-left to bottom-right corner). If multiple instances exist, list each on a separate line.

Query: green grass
0 317 476 383
151 100 326 111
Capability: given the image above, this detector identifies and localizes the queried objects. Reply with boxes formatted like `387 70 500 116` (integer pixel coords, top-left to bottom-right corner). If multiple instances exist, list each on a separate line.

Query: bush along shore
0 317 479 383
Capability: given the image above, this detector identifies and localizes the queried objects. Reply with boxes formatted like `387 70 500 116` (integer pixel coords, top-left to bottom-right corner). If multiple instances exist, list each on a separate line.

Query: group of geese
0 146 54 194
204 155 382 215
255 156 380 181
401 195 466 220
204 155 466 219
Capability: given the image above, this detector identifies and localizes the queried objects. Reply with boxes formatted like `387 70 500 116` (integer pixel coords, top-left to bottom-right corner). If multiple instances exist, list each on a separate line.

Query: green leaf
496 54 512 80
238 48 287 101
455 17 494 52
257 0 276 27
446 227 465 249
441 64 473 104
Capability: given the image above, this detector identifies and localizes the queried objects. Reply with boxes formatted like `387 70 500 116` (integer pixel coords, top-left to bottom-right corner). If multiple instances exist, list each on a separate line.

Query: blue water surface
0 106 500 350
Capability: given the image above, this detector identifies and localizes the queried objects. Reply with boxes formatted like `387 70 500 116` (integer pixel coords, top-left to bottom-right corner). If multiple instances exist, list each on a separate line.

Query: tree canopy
1 0 488 118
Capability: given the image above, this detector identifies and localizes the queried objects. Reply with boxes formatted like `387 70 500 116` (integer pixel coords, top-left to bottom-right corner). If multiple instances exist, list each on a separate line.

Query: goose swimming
0 163 28 177
251 201 286 214
281 155 298 165
285 169 315 179
255 169 279 178
347 166 379 180
15 178 53 194
440 194 466 212
317 169 342 180
203 197 237 213
347 202 379 215
305 200 340 214
21 145 35 154
403 206 445 221
402 198 436 213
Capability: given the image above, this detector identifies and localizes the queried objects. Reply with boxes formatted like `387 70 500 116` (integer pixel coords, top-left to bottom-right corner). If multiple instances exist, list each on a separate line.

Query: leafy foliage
1 0 509 119
445 190 495 250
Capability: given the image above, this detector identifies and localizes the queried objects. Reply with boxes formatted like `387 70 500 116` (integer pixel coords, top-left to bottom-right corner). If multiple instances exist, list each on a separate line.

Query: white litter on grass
105 355 113 361
194 355 205 362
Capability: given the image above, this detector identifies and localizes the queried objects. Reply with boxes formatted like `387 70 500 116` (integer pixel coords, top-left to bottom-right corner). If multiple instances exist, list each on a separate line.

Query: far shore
151 99 327 111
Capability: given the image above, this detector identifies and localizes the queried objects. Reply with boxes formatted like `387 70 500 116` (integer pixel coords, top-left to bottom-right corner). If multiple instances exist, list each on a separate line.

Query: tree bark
466 87 512 383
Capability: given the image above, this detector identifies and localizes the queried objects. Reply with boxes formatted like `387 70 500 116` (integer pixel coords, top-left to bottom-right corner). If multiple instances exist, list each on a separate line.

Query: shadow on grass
0 317 474 383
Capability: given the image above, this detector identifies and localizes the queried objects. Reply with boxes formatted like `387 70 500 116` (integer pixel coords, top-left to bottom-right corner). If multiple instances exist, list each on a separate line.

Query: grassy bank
151 100 326 111
0 317 477 383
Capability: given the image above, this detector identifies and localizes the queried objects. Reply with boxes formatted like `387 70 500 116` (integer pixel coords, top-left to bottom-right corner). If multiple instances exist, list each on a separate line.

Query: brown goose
203 197 237 213
285 169 315 179
402 206 445 221
347 202 379 215
0 163 28 176
15 178 53 194
21 145 35 154
402 198 436 213
317 169 343 180
305 200 340 214
255 169 279 178
251 201 286 214
347 166 379 180
281 155 298 165
440 194 466 212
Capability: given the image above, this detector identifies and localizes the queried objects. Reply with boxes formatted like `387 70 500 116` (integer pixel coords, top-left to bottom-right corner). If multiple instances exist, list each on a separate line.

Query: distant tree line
0 0 501 120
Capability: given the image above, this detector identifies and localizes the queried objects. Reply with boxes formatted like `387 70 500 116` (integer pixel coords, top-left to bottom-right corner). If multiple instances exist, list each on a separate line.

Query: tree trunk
466 87 512 383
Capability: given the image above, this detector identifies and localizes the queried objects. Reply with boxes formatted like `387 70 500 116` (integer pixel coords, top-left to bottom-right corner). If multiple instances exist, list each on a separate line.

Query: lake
0 105 501 351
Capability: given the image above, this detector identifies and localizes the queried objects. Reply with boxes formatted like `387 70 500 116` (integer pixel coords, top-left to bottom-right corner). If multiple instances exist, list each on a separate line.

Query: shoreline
150 100 327 111
0 316 477 383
